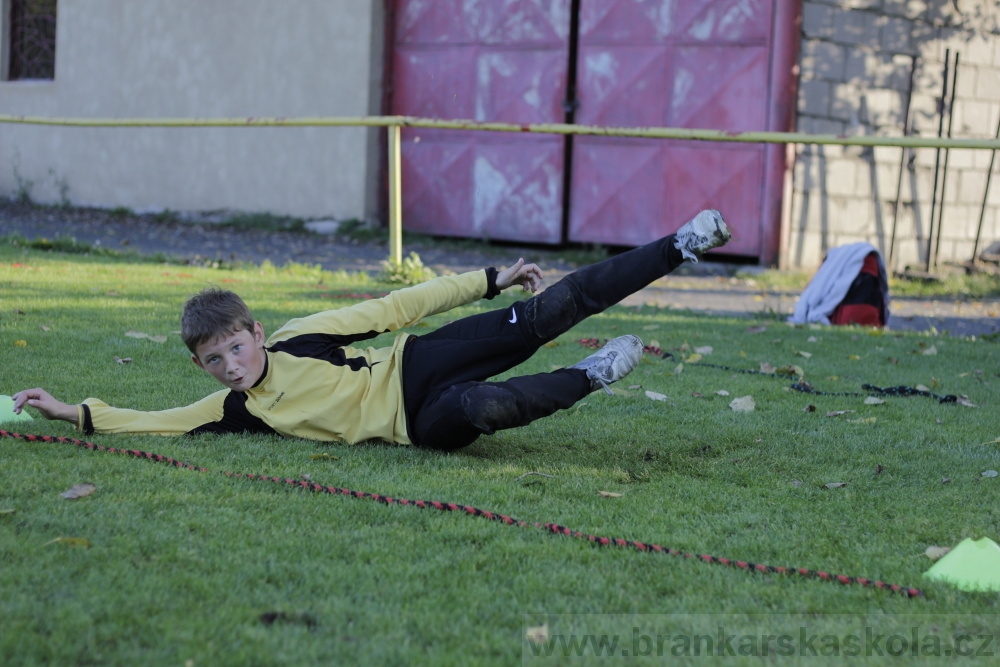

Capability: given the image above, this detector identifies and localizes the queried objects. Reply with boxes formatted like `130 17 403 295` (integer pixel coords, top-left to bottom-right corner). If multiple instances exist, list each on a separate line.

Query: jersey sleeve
266 269 489 344
78 391 229 435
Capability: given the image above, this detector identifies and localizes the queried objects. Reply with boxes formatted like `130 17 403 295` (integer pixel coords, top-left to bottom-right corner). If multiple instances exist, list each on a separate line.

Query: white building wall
789 0 1000 270
0 0 384 220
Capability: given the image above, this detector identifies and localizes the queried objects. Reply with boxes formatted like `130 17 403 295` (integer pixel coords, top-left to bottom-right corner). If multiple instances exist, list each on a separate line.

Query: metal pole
888 55 918 273
387 124 403 265
925 50 950 272
971 104 1000 264
931 51 959 270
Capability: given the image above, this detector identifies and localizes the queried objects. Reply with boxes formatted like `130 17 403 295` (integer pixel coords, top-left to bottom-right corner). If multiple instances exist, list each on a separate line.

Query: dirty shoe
674 209 731 262
570 334 644 395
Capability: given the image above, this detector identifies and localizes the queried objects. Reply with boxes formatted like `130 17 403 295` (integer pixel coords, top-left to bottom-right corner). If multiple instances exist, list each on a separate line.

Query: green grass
1 244 999 665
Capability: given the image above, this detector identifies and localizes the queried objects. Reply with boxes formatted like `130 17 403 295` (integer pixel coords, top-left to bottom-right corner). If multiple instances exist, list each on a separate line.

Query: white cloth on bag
787 242 890 325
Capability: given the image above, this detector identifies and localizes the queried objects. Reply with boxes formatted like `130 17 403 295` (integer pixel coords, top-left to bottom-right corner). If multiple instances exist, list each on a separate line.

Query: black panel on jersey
187 391 278 436
268 332 383 371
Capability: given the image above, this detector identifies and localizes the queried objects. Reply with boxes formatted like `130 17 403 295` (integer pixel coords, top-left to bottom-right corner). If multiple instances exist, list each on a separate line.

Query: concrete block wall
786 0 1000 270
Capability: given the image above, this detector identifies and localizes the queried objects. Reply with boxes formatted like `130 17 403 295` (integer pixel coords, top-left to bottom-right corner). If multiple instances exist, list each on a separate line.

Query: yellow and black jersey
77 270 497 444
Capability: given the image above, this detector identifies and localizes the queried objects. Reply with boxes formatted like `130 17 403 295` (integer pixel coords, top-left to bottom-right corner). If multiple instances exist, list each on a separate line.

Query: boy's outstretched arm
496 258 543 293
12 388 77 423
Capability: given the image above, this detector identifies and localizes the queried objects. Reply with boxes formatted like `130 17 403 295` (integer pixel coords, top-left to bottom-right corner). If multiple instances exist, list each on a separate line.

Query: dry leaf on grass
645 391 668 402
847 417 877 424
824 482 847 489
598 491 623 498
916 384 931 392
922 345 938 356
925 546 951 560
526 624 550 645
807 336 818 343
803 404 816 412
113 356 132 364
309 453 339 460
694 346 713 355
957 395 978 408
45 537 92 548
826 410 855 417
14 340 27 347
60 483 96 499
864 397 885 405
684 353 703 364
716 390 730 396
40 325 50 331
628 384 642 390
982 470 999 478
795 350 813 358
759 362 776 374
729 396 756 412
125 330 168 344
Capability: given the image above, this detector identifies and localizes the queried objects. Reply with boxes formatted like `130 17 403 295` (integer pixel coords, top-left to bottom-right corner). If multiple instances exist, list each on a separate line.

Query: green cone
0 395 34 425
924 537 1000 592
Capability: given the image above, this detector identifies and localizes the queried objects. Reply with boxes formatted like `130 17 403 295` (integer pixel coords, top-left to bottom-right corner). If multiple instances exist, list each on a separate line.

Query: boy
13 211 730 450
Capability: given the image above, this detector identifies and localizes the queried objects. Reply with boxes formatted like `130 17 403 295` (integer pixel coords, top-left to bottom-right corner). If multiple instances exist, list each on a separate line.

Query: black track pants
402 234 686 450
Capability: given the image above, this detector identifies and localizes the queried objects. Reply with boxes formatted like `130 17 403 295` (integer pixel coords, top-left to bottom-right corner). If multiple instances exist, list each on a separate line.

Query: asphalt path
2 201 997 337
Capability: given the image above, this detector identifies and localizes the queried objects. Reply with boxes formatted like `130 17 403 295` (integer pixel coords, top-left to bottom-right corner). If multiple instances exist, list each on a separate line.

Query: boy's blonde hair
181 287 255 353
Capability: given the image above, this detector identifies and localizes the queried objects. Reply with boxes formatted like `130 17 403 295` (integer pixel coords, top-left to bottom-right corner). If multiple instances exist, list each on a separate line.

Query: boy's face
191 322 266 392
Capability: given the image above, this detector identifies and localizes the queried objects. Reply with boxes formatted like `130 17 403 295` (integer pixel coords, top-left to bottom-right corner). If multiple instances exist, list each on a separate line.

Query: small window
4 0 57 80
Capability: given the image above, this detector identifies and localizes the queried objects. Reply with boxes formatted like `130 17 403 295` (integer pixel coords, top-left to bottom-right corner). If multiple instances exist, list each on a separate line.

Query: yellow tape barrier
2 114 1000 150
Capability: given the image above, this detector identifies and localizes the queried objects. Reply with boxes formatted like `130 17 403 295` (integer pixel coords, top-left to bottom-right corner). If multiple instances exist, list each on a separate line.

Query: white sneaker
674 209 731 262
570 335 644 395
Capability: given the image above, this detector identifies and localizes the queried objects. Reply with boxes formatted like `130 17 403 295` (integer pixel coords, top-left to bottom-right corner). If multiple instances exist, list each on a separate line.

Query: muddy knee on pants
461 383 527 434
523 281 580 340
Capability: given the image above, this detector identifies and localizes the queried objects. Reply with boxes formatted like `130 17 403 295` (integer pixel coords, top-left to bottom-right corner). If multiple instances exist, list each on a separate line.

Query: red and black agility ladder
0 429 923 598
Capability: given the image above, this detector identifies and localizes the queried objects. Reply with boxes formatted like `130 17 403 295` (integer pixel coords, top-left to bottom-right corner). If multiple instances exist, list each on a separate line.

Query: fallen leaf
847 354 861 360
642 324 660 331
979 437 1000 446
942 477 951 484
803 404 816 412
864 397 885 405
729 396 756 412
807 336 818 343
39 325 50 331
746 325 767 334
982 470 999 478
759 362 776 374
125 330 148 339
113 356 132 364
847 417 877 424
824 482 847 489
776 365 804 378
14 340 27 347
916 384 931 392
694 346 713 355
716 390 730 396
672 363 684 375
542 341 559 348
825 410 855 417
309 453 339 460
45 537 92 548
645 391 668 402
795 350 812 358
922 345 938 356
957 395 978 408
738 350 747 358
60 483 96 499
925 546 951 560
147 335 168 344
628 384 642 390
526 624 550 645
598 491 623 498
691 391 704 398
684 353 703 364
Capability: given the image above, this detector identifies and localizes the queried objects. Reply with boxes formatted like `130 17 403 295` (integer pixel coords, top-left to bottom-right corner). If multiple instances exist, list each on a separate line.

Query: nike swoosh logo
509 308 517 324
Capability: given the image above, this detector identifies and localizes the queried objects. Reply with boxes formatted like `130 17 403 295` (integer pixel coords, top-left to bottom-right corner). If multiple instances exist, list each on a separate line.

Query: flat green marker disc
924 537 1000 592
0 395 34 425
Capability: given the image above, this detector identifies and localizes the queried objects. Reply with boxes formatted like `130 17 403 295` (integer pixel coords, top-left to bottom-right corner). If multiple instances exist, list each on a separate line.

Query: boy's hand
12 388 78 423
496 258 543 293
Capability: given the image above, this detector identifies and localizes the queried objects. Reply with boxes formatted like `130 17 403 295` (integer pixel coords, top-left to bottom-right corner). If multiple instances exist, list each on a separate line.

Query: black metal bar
972 111 1000 264
925 50 950 272
559 0 582 245
931 51 959 270
888 55 918 273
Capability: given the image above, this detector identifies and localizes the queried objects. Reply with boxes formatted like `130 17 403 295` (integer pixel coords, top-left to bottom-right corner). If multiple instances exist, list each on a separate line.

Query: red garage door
392 0 571 244
390 0 799 262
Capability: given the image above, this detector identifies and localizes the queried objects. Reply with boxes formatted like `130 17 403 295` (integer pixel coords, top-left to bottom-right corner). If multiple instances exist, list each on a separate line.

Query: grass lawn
1 243 999 665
